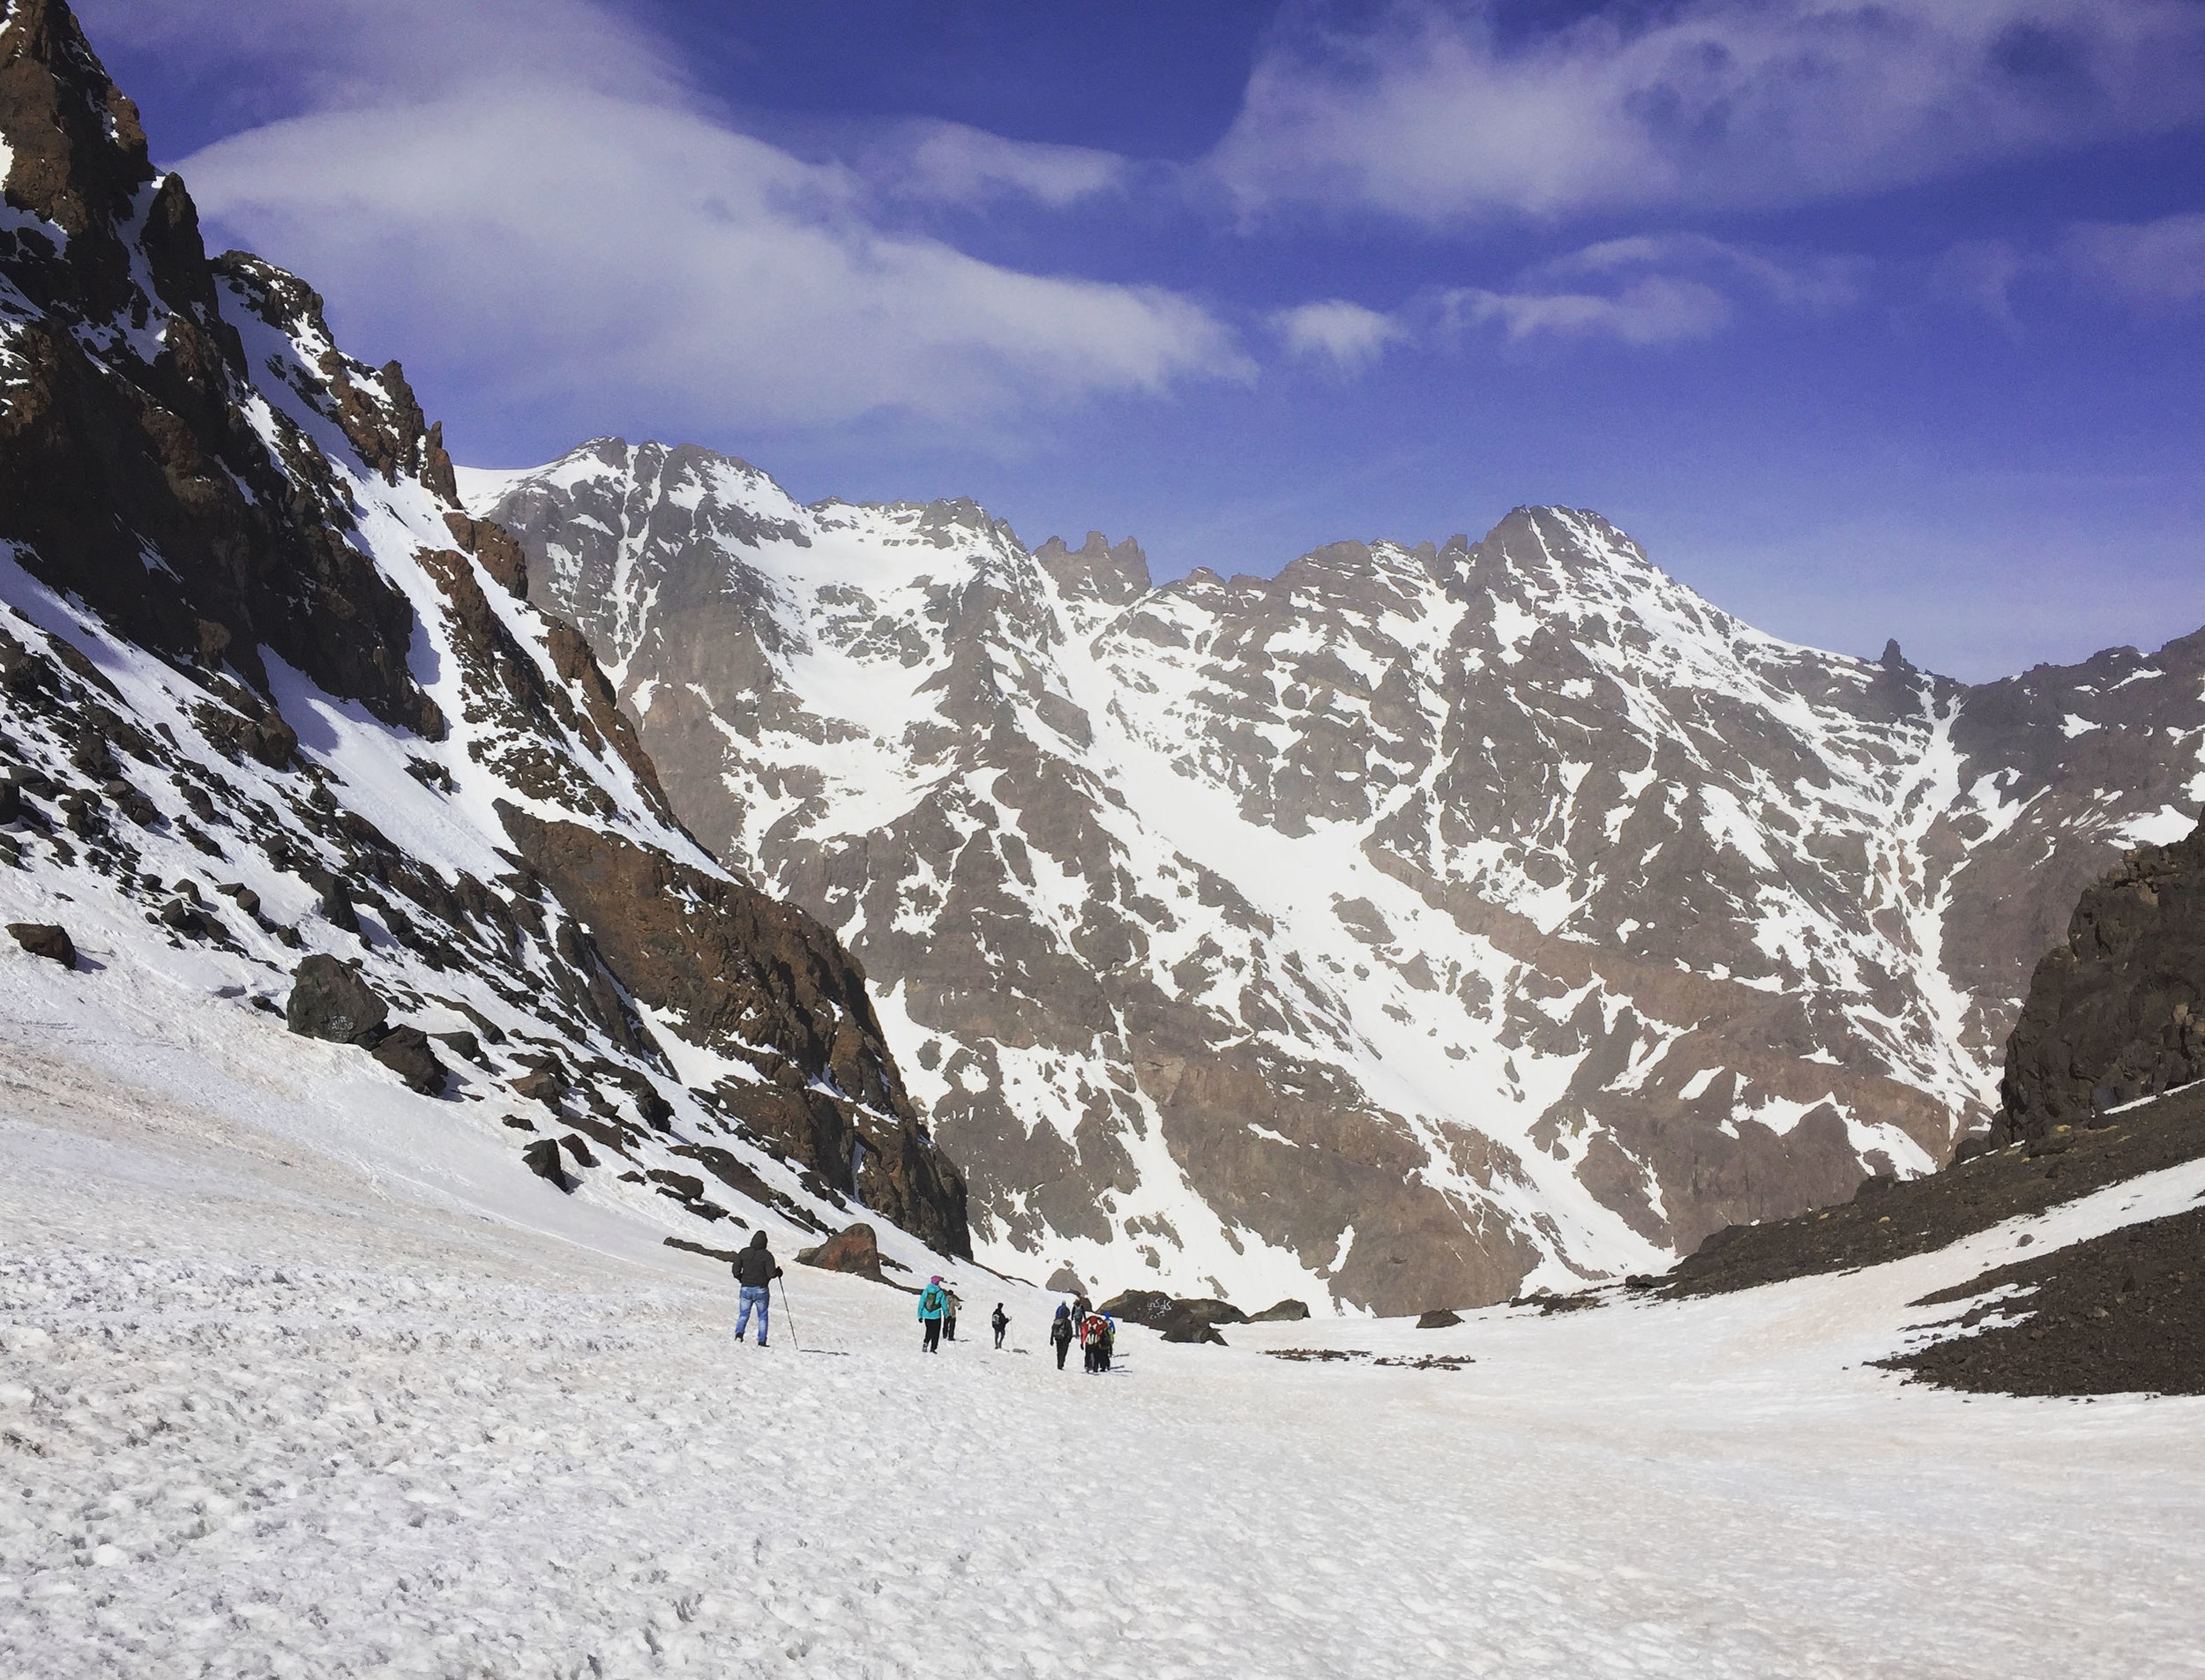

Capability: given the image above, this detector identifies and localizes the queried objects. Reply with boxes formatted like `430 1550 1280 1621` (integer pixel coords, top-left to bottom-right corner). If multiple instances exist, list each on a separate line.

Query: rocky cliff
476 438 2205 1313
1998 814 2205 1142
0 0 967 1255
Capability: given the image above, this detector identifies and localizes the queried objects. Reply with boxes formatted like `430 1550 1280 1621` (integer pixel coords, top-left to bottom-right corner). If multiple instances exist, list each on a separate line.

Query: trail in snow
4 1024 2201 1679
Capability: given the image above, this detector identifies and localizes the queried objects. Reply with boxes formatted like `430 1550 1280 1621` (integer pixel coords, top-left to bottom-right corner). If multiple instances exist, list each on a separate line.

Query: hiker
1099 1314 1116 1372
732 1230 781 1348
1080 1309 1108 1373
991 1303 1009 1349
1050 1302 1075 1369
918 1275 949 1353
943 1288 960 1341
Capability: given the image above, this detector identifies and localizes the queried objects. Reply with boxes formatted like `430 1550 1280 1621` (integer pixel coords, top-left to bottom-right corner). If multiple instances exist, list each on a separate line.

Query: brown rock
1999 814 2205 1143
368 1025 447 1094
799 1221 886 1281
521 1138 570 1190
1415 1309 1462 1329
497 803 968 1256
284 954 387 1045
7 922 74 966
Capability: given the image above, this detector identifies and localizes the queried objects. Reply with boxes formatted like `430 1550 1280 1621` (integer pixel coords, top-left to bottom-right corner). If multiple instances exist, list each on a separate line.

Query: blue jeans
735 1285 770 1344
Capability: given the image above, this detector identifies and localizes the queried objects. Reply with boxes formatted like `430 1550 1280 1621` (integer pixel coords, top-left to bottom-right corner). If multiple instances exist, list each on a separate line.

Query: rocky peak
1034 531 1150 605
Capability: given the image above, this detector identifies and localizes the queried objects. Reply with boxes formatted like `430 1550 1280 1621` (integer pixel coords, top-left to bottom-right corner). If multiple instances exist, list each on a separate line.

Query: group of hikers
732 1231 1115 1371
1050 1293 1117 1372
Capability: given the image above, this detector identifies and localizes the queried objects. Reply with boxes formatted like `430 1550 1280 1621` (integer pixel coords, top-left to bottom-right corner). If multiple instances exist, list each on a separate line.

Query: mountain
474 437 2205 1314
0 1 966 1262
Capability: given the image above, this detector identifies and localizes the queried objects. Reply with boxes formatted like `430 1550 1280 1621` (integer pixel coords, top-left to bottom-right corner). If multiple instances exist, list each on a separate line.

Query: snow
5 1017 2203 1678
2121 804 2199 847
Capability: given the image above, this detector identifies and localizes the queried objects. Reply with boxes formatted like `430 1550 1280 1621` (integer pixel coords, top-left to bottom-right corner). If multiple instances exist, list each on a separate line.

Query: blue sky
81 0 2205 679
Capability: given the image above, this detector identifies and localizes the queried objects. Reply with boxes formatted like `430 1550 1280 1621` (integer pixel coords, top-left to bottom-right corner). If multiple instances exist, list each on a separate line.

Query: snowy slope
0 1 966 1277
5 1006 2201 1679
480 441 2205 1313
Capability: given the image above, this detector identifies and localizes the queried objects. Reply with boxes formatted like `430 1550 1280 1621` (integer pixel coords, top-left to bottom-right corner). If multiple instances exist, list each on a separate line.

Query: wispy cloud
1445 275 1730 346
86 0 1243 439
1938 211 2205 324
1212 0 2205 223
1441 233 1864 348
1271 299 1407 371
876 122 1128 210
2061 212 2205 311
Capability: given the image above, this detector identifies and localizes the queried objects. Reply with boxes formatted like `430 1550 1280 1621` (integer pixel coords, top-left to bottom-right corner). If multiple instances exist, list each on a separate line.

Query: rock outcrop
1998 815 2205 1141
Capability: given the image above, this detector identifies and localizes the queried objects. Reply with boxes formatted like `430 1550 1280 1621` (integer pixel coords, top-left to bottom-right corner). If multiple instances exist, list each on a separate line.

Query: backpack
1080 1313 1105 1348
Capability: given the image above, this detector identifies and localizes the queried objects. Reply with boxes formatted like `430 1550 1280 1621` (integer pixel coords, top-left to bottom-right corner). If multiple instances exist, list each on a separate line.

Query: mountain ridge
477 434 2205 1312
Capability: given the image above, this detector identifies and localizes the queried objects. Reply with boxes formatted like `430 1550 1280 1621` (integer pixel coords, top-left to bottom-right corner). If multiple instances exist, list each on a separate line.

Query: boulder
510 1067 564 1107
1098 1288 1173 1327
1101 1289 1247 1330
799 1221 886 1281
368 1025 448 1094
7 922 74 967
1250 1298 1312 1323
432 1029 483 1064
521 1138 571 1190
1044 1266 1088 1295
557 1132 599 1169
284 953 388 1045
1416 1309 1462 1329
648 1169 706 1202
1160 1318 1226 1346
1179 1298 1249 1327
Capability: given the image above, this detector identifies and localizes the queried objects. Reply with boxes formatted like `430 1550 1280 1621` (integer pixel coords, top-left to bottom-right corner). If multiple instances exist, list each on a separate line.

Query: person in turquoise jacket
918 1275 948 1354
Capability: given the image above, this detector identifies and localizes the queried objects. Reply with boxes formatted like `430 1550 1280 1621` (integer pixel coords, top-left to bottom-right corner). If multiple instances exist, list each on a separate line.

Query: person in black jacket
991 1303 1009 1349
1050 1302 1075 1370
732 1230 781 1347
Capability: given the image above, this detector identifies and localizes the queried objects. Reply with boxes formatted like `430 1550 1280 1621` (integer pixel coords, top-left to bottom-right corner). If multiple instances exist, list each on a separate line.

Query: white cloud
1213 0 2205 222
1271 299 1407 370
881 123 1127 209
1441 232 1861 347
86 0 1242 435
1936 212 2205 324
2060 213 2205 310
1446 275 1730 345
177 89 1245 432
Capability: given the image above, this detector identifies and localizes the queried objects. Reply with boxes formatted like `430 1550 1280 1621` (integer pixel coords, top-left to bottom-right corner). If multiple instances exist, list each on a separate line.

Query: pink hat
931 1274 943 1283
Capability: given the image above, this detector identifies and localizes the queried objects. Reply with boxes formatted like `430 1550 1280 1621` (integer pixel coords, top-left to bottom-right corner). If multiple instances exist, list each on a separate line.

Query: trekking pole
777 1274 804 1352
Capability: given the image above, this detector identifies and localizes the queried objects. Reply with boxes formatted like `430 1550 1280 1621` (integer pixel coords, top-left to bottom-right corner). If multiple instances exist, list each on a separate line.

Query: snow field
5 1034 2204 1676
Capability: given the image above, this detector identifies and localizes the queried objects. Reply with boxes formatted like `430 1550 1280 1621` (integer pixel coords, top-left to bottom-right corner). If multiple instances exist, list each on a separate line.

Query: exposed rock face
481 440 2205 1313
0 4 968 1263
1250 1299 1311 1323
1998 816 2205 1141
285 954 388 1045
498 806 968 1256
